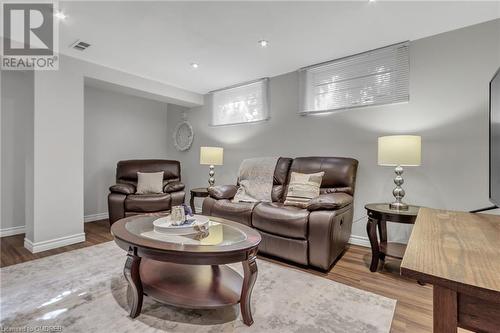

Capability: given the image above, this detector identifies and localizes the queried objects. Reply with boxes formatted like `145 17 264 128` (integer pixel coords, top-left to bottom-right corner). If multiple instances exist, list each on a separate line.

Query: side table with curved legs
190 188 209 213
365 203 419 272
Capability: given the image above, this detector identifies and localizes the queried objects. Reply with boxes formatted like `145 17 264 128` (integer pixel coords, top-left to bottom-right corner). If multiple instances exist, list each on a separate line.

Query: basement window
210 78 269 126
298 42 409 115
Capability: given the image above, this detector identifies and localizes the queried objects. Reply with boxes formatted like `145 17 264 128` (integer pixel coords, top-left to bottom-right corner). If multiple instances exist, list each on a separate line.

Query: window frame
209 78 270 127
298 41 410 115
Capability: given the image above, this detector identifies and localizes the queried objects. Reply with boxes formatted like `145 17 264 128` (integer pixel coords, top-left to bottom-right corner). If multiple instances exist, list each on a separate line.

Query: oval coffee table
111 215 261 326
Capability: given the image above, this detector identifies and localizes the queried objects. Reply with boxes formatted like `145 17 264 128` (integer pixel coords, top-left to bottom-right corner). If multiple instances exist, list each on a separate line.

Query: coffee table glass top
125 217 247 247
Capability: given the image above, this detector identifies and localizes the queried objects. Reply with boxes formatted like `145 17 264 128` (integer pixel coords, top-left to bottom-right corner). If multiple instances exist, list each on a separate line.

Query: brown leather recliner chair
203 157 358 270
108 159 185 225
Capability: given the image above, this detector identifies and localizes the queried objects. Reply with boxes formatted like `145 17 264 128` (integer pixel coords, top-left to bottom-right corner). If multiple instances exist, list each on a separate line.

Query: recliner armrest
208 185 238 200
109 183 136 195
306 193 353 211
164 181 185 193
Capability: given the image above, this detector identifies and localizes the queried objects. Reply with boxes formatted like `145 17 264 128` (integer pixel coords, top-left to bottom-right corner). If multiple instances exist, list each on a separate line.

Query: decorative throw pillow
136 172 164 194
284 171 325 208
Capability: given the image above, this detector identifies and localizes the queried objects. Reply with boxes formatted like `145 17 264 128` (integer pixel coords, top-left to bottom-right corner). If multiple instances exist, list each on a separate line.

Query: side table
365 203 420 272
190 187 209 213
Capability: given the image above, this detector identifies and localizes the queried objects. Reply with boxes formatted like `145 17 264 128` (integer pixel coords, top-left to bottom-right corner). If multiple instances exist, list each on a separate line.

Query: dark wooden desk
401 208 500 332
365 203 420 272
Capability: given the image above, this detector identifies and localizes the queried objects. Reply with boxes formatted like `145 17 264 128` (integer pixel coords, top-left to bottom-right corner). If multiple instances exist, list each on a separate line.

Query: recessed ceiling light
190 62 199 69
258 40 269 48
369 0 376 2
54 11 67 20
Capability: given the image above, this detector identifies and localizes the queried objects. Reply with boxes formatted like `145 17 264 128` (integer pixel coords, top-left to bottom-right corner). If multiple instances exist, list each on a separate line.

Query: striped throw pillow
284 171 324 208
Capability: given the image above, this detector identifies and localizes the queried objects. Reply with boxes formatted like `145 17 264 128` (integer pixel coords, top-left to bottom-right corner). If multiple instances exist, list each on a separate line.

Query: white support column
26 58 85 252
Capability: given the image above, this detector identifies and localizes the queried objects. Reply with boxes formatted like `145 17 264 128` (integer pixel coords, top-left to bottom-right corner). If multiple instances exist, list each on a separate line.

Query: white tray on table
152 214 209 235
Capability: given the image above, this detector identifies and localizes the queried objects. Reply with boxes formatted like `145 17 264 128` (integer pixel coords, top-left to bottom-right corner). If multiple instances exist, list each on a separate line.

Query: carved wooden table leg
366 216 380 272
241 252 258 326
190 194 196 213
124 250 143 318
377 219 387 261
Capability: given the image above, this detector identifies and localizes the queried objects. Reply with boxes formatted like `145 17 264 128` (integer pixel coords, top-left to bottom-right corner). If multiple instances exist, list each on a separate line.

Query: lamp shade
378 135 421 166
200 147 224 165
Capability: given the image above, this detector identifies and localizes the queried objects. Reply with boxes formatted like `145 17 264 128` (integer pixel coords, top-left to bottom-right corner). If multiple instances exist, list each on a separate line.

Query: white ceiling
59 1 500 94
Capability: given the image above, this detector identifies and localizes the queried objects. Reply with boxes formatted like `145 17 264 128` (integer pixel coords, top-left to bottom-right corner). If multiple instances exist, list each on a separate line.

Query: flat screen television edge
471 67 500 213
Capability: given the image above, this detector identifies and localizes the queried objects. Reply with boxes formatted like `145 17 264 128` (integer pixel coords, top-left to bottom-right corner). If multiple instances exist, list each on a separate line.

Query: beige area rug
0 241 396 332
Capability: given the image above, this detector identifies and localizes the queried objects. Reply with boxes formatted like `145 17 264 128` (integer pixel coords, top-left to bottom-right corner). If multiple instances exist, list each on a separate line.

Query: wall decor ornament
173 113 194 151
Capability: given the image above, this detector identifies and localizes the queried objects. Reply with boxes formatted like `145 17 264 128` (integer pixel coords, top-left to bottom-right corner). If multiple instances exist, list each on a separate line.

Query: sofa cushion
211 200 258 226
288 157 358 196
284 171 324 208
116 159 181 182
125 193 171 212
252 202 309 239
136 172 164 194
271 157 293 202
258 230 308 265
208 185 238 200
163 181 185 193
306 193 353 211
109 183 136 195
170 191 185 207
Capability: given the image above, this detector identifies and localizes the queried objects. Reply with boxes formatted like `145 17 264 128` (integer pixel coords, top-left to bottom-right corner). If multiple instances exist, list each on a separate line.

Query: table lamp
378 135 421 210
200 147 224 186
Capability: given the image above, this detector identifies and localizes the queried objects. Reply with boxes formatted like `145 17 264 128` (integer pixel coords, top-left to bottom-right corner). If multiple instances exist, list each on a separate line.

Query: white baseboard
24 233 86 253
0 225 26 237
348 234 371 248
84 212 109 223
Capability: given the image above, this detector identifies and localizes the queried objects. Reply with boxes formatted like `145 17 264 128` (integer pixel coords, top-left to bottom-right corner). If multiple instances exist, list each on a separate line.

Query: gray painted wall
0 72 173 229
1 71 34 232
166 19 500 243
84 85 169 218
0 51 198 250
27 53 198 249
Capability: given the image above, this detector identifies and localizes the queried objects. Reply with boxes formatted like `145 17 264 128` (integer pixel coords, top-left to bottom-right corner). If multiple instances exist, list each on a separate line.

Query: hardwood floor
0 219 113 267
0 220 464 332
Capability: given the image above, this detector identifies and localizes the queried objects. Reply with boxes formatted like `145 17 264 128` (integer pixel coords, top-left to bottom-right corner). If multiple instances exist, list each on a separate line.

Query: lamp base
390 165 409 211
208 165 215 186
390 202 409 211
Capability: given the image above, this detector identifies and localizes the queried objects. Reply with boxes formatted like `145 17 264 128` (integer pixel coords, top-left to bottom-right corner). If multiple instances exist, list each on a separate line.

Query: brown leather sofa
202 157 358 270
108 159 185 225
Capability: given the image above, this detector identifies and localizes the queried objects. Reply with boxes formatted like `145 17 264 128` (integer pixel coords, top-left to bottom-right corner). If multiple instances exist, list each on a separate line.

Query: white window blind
210 78 269 126
299 42 409 114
